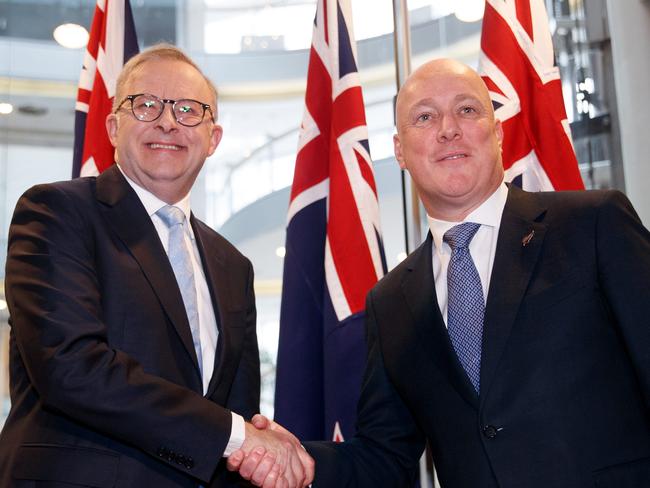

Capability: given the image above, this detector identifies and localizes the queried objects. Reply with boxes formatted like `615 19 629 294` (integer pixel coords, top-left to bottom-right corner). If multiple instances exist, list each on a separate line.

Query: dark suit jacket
0 165 260 487
306 186 650 488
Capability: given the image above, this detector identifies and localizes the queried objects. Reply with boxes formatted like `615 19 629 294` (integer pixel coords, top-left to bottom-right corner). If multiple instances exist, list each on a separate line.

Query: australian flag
479 0 584 190
72 0 138 178
274 0 386 442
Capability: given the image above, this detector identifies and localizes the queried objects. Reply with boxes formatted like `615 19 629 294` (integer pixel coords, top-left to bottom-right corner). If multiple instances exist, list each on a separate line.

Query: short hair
112 43 219 120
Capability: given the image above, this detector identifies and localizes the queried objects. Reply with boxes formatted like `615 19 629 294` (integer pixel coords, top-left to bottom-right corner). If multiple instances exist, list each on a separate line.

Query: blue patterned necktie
157 205 202 374
444 222 484 393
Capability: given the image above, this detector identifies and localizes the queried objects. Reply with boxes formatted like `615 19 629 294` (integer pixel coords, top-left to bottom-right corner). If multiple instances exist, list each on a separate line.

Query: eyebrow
454 93 485 105
409 93 484 108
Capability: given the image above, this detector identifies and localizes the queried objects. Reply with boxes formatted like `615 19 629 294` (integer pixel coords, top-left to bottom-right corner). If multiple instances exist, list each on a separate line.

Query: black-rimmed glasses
115 93 214 127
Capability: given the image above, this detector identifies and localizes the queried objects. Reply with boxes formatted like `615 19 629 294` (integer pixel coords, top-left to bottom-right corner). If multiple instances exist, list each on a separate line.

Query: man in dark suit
0 44 312 488
229 59 650 487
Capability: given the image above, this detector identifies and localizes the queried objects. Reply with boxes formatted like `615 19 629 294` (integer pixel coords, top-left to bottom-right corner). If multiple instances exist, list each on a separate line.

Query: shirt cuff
223 412 245 457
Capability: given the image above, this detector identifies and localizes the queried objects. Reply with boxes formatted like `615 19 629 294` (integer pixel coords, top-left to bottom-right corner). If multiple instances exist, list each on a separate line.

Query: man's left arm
595 190 650 403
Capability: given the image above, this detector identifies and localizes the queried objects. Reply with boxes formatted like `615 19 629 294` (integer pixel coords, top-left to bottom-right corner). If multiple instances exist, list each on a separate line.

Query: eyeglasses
115 93 214 127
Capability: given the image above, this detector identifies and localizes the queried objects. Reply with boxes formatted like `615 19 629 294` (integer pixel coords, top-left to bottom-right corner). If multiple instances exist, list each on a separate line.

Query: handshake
227 415 315 488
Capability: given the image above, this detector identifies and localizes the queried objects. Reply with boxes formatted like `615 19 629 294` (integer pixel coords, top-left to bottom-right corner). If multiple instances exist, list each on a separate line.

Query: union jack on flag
479 0 584 190
274 0 386 442
72 0 138 178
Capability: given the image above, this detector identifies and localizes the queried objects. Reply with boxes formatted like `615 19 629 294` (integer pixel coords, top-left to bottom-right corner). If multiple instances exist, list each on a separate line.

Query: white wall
3 145 71 234
0 145 71 274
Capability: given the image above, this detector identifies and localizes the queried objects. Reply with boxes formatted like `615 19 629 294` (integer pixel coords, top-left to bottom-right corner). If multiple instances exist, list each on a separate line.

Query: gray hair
112 43 219 120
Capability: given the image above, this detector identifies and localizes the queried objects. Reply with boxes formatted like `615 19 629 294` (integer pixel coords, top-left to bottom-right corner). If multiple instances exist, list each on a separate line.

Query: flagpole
391 9 434 488
391 0 422 255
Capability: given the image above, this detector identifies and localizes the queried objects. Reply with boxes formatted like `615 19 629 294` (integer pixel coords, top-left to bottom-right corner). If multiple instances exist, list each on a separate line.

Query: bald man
230 59 650 488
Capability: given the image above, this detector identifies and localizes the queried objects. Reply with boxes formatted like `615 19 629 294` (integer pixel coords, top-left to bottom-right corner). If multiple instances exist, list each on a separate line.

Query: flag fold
479 0 584 190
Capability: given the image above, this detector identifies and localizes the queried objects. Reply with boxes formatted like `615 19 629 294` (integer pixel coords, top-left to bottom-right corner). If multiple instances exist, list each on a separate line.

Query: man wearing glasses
0 44 313 488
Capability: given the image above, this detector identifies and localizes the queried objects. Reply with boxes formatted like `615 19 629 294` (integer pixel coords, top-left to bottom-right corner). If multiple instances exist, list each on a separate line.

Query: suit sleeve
595 191 650 408
5 184 239 483
305 290 425 487
225 260 261 420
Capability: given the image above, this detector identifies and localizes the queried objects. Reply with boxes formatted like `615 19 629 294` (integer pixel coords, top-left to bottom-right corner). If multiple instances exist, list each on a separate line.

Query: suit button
483 425 498 439
157 447 168 458
186 457 194 469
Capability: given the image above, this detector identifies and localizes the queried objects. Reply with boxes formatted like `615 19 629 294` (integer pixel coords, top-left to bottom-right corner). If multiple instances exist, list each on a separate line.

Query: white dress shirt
427 181 509 326
117 166 244 456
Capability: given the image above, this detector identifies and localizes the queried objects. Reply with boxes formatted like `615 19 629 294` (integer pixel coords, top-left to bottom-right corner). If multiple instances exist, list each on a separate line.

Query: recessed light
53 23 89 49
454 0 484 23
0 102 13 115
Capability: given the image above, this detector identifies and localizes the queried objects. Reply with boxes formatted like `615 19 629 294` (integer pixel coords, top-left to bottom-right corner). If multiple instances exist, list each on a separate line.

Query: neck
148 184 189 205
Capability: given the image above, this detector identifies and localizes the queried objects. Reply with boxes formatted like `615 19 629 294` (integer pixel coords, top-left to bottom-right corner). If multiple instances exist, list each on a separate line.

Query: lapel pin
521 229 535 247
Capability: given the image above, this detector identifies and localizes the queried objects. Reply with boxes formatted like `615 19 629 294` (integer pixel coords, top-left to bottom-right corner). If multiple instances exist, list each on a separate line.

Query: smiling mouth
149 143 181 151
439 153 468 161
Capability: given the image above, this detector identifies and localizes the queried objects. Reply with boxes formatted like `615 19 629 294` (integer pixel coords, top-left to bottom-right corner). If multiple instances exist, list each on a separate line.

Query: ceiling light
0 299 7 310
53 23 89 49
0 102 13 115
454 0 484 23
275 246 286 258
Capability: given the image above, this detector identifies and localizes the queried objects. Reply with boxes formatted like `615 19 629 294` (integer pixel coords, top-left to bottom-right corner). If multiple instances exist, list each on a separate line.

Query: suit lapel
480 186 548 401
95 166 200 375
401 234 479 408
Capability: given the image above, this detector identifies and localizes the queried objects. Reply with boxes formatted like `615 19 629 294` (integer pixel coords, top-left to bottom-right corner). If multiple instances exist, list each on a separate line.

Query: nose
155 103 178 132
437 114 461 142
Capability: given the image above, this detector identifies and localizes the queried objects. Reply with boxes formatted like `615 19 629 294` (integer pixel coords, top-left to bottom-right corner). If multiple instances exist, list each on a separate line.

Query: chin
439 174 476 196
147 163 189 177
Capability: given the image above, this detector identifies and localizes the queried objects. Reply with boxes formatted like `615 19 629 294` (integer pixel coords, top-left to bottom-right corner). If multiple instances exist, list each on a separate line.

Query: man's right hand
227 416 314 488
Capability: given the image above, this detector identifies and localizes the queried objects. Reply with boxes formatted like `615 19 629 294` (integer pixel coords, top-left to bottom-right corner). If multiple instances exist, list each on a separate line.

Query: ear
106 113 119 147
207 124 223 157
494 118 504 150
394 133 407 170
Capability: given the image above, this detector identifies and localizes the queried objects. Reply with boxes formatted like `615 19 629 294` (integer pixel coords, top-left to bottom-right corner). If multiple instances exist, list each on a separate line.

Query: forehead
125 59 212 100
402 69 489 109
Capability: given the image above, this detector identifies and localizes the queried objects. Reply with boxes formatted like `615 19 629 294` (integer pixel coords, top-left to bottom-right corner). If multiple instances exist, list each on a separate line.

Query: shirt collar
427 180 508 252
116 164 192 222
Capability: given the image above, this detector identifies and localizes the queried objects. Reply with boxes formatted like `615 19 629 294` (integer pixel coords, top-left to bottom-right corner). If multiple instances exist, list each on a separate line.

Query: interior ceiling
0 0 317 45
203 0 314 9
1 2 175 45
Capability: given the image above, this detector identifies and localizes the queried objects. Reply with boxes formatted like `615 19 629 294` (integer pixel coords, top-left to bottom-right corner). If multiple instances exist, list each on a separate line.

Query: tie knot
157 205 185 228
443 222 481 250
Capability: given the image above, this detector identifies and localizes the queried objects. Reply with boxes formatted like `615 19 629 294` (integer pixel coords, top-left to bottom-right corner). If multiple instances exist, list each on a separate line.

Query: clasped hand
227 415 314 488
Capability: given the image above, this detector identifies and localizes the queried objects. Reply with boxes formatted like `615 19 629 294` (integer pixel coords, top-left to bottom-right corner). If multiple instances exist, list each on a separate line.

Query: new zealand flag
274 0 386 442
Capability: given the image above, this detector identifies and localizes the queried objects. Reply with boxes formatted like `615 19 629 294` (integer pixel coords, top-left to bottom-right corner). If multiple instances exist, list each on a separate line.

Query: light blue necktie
157 205 202 374
444 222 484 393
